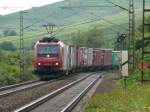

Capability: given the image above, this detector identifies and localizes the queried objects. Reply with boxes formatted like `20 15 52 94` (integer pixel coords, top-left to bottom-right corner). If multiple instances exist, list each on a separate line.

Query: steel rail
14 73 95 112
0 80 39 91
0 80 51 98
61 75 101 112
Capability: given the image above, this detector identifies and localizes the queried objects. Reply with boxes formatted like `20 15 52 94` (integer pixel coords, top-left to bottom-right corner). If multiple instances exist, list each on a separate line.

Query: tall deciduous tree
71 25 105 48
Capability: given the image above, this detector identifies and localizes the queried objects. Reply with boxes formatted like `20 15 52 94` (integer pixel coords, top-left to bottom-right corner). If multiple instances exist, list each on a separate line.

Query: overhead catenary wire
23 12 56 30
15 20 120 39
0 18 40 30
0 22 115 43
105 0 129 11
0 27 18 29
0 10 81 42
0 3 128 31
1 13 123 42
0 1 131 43
60 5 117 9
0 16 53 31
89 12 129 31
0 0 143 32
0 18 104 42
58 7 128 33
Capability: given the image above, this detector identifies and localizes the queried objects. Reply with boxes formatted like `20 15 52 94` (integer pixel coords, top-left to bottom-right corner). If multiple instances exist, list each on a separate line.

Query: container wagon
112 51 121 69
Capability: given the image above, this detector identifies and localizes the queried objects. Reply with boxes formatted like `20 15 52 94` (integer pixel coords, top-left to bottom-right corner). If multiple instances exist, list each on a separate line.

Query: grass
84 69 150 112
84 82 150 112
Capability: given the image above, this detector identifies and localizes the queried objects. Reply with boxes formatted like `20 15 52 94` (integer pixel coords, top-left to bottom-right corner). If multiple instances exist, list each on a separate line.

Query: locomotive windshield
37 45 59 57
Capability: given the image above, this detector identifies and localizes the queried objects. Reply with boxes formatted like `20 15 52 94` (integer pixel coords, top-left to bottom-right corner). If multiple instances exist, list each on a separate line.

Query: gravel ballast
0 75 82 112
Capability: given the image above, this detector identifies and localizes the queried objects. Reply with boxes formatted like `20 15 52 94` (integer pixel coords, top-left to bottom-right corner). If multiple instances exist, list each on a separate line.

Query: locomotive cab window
37 45 59 57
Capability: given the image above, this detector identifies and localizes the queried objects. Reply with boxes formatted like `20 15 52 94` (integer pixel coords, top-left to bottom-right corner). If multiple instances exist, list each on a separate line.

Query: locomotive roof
39 37 59 43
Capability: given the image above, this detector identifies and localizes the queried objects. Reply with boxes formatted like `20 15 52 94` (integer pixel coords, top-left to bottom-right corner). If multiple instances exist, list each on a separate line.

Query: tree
138 16 150 32
0 41 17 51
3 29 17 37
71 25 106 48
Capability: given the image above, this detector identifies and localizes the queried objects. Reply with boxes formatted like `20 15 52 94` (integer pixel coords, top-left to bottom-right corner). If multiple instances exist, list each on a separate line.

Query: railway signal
116 33 127 51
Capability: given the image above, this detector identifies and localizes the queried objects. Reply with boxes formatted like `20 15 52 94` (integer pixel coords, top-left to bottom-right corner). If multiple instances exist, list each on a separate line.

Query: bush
0 72 18 86
3 29 17 36
0 51 38 86
0 41 17 51
20 72 38 82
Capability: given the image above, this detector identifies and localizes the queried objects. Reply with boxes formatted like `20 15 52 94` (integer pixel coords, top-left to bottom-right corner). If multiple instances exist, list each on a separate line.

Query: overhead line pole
20 11 25 77
19 11 27 79
128 0 135 70
141 0 150 83
142 0 145 83
106 0 135 72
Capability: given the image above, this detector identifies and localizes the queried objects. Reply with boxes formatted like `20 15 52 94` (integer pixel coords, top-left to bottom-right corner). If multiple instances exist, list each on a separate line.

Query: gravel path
94 72 117 95
30 74 100 112
0 74 83 112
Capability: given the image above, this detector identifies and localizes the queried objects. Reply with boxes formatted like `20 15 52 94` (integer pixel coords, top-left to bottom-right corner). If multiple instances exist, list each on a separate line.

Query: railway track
0 80 40 91
0 74 80 98
0 80 49 98
14 72 102 112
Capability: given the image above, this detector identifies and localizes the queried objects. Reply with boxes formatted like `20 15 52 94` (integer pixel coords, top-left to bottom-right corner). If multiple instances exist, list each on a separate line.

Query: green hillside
0 0 146 48
0 0 142 32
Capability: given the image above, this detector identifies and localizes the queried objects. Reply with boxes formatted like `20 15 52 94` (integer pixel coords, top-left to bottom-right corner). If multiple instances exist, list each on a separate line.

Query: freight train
34 37 120 79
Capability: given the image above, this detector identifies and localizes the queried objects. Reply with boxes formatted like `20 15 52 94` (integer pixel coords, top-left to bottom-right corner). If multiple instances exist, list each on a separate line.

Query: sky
0 0 63 15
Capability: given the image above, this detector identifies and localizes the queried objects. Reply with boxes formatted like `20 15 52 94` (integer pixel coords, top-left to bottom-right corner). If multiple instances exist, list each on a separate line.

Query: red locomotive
34 37 112 79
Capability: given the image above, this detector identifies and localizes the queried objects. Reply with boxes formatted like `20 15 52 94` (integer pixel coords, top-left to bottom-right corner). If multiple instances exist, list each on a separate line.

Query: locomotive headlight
38 62 41 66
55 62 59 66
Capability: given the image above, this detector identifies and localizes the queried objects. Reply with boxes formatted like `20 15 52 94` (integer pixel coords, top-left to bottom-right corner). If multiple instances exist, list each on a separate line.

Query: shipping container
121 50 128 77
87 48 93 66
112 51 121 66
70 46 77 69
84 47 88 66
93 48 102 66
77 47 85 67
102 49 112 66
61 42 70 70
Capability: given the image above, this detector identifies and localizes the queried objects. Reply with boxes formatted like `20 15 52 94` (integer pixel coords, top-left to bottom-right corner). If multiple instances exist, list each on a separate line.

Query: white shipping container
70 46 77 68
84 47 88 66
87 48 93 66
121 50 128 77
58 41 70 70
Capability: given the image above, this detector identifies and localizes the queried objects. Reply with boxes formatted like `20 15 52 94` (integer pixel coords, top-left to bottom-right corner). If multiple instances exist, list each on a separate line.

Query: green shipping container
112 51 120 66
